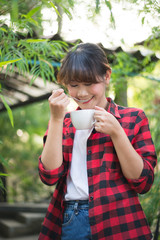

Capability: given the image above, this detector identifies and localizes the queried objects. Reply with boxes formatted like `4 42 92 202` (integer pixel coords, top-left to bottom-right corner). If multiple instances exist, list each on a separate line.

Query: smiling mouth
72 96 93 103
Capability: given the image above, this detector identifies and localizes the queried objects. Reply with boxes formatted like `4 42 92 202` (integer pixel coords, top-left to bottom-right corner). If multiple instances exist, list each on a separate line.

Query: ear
105 69 112 86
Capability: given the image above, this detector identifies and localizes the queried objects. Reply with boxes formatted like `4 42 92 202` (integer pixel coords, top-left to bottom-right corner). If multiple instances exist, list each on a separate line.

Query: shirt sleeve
126 110 157 194
38 124 65 186
38 157 64 186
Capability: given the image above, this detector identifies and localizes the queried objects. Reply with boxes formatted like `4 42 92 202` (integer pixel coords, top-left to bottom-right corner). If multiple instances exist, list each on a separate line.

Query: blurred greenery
0 100 53 202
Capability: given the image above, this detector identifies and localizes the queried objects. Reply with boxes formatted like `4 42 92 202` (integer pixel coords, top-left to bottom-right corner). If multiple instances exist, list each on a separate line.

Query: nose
77 86 88 99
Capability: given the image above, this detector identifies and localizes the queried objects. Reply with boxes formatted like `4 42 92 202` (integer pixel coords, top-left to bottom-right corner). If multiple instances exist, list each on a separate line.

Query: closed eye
69 83 92 87
69 84 78 87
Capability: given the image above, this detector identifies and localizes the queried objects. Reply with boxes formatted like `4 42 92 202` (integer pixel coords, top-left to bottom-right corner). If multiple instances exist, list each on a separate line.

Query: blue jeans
61 200 92 240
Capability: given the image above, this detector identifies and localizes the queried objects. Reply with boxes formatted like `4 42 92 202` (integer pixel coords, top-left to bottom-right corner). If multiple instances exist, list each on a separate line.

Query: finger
50 96 70 110
94 115 101 122
49 91 66 103
62 97 70 108
95 106 105 111
94 110 105 120
94 122 102 133
57 94 70 105
51 88 64 98
52 88 64 94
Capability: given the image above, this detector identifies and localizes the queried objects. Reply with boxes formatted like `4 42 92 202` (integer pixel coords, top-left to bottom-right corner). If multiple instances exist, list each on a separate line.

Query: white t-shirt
64 128 93 201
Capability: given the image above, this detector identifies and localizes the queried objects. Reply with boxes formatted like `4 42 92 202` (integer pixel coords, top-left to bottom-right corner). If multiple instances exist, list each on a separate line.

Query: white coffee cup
70 109 95 130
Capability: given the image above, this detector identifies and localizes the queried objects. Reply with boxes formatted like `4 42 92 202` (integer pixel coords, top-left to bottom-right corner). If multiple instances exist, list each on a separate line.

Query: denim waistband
64 200 89 209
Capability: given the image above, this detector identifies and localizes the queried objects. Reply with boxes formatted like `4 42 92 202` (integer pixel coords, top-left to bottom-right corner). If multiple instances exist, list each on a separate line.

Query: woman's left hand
94 106 121 136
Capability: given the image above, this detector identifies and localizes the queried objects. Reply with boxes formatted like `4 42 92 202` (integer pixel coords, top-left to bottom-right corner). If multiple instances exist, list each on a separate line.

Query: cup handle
92 119 97 125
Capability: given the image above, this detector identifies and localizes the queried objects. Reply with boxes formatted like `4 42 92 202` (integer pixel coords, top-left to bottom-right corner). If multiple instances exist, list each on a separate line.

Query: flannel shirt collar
107 97 121 119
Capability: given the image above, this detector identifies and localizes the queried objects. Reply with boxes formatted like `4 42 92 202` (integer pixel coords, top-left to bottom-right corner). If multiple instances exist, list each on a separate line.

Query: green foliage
110 52 140 105
117 0 160 51
85 0 115 28
0 101 52 202
0 0 74 107
0 95 14 127
0 25 68 83
0 59 22 126
112 52 141 77
104 0 115 28
0 58 22 67
0 0 75 33
144 27 160 51
115 0 160 20
110 50 158 105
0 0 71 198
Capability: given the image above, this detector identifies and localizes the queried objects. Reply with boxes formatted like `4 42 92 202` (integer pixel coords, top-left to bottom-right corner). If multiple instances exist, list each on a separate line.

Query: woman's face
67 75 110 110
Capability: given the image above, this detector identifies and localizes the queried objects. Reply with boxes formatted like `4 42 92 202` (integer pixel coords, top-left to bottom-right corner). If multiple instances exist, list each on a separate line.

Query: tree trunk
114 78 128 107
56 4 63 35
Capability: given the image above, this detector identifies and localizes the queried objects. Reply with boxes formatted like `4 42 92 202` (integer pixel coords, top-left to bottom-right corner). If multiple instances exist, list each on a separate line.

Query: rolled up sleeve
127 159 155 194
38 158 65 186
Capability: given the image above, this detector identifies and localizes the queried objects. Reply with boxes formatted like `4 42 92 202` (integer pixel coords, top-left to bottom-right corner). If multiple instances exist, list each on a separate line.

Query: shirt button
88 150 92 154
88 171 92 177
90 196 94 201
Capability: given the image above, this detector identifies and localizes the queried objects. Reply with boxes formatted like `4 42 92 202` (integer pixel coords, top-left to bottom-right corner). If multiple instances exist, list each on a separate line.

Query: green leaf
27 17 39 26
0 58 22 67
59 5 72 19
26 39 49 43
68 0 74 7
49 1 61 17
95 0 100 14
110 12 115 28
0 173 8 177
11 0 18 22
39 58 53 68
21 14 27 19
121 38 125 45
0 155 9 167
142 16 145 25
26 6 41 18
0 27 7 33
0 178 4 189
0 95 14 127
105 0 112 11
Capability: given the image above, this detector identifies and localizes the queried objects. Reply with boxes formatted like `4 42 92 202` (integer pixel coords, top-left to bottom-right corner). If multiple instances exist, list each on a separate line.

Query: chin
80 105 95 110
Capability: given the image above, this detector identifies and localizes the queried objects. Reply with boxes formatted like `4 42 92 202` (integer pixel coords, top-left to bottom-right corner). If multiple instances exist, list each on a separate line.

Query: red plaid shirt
38 98 157 240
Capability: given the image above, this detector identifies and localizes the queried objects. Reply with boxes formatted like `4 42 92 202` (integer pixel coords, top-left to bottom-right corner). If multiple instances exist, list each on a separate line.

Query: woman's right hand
48 88 70 121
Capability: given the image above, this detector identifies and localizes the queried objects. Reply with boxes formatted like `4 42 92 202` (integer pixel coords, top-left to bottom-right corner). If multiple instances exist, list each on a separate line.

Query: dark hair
57 43 111 85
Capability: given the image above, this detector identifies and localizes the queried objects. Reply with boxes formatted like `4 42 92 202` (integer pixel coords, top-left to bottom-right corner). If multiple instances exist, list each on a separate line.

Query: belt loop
74 201 79 215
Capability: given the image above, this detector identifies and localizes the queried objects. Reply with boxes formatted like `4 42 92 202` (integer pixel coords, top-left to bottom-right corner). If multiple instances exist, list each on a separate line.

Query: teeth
72 97 92 103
